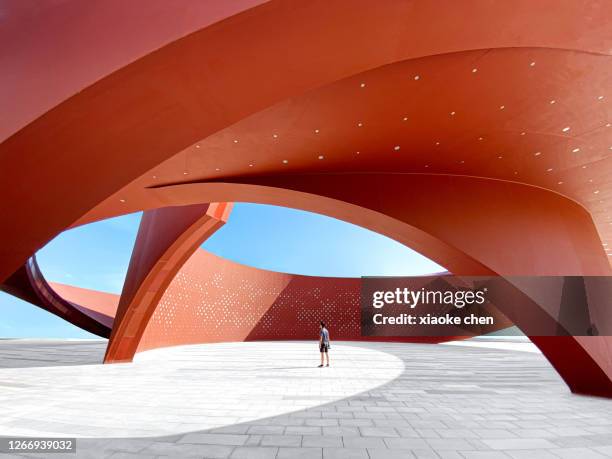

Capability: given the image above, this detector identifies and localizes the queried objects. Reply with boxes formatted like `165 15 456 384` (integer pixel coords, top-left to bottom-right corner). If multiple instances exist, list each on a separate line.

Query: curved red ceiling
0 0 611 281
0 0 268 141
82 47 612 254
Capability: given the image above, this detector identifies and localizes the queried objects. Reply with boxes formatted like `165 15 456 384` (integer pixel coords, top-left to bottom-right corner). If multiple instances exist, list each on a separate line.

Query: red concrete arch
99 175 612 396
130 174 609 276
0 256 114 338
1 0 610 283
104 197 513 364
0 0 610 398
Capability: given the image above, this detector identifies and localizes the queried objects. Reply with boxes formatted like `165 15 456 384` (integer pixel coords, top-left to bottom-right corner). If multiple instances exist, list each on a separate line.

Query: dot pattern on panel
137 249 362 353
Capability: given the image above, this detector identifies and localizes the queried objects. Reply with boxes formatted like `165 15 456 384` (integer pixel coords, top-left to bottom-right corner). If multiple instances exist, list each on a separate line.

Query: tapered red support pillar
104 202 231 363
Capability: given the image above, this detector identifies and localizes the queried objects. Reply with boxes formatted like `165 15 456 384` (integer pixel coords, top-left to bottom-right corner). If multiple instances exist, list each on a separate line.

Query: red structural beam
0 1 610 397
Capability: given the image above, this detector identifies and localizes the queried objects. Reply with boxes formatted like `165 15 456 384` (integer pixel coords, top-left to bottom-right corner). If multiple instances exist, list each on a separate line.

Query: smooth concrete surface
0 340 611 458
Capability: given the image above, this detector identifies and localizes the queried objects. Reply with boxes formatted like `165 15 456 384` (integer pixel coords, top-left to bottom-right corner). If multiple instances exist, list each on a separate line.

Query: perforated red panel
137 249 361 352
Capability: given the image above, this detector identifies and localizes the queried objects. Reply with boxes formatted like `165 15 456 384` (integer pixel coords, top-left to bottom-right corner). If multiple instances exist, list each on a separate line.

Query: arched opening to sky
0 203 444 337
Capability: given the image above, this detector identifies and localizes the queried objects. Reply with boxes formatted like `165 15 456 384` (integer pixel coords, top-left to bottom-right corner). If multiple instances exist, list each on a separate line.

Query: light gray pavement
0 339 611 459
0 339 107 368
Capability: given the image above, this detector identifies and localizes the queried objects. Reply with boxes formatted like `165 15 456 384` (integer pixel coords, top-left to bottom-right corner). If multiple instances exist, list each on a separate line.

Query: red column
104 202 231 363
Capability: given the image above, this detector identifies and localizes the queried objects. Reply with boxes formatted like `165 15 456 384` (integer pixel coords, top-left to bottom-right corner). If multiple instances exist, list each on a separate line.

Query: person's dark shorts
320 342 330 353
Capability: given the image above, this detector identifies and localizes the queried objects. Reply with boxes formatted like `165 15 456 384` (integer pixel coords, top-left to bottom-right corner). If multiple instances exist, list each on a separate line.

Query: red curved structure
136 249 511 354
4 247 508 353
0 1 611 396
0 256 114 338
105 202 231 362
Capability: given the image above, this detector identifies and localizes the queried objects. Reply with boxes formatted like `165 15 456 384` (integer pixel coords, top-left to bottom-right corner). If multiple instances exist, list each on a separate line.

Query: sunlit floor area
1 340 612 458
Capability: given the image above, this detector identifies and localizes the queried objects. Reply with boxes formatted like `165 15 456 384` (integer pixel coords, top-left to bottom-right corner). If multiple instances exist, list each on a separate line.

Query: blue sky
0 203 443 338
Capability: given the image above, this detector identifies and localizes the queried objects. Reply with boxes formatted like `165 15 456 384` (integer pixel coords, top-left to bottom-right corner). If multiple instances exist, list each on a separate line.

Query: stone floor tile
260 435 302 447
550 447 608 458
302 436 343 448
359 426 399 437
482 438 557 450
1 340 611 459
367 449 416 459
229 446 278 459
277 447 323 459
459 452 510 458
322 447 369 458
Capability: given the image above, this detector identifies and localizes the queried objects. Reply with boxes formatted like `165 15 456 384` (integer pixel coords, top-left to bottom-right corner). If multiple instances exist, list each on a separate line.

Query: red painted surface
0 0 268 142
112 203 489 362
0 257 113 337
0 1 610 396
3 246 492 355
2 1 611 284
138 249 500 353
531 336 612 398
110 176 612 396
49 282 118 329
105 203 231 363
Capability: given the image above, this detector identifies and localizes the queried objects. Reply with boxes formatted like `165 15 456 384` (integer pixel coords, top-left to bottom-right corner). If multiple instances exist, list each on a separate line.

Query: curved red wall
136 249 508 353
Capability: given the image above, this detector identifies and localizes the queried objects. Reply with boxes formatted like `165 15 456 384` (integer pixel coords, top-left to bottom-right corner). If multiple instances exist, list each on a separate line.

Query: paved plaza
1 339 612 458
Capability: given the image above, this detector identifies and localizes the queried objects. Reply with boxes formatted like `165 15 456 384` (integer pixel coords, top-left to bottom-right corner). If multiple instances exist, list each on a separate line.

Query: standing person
318 321 330 367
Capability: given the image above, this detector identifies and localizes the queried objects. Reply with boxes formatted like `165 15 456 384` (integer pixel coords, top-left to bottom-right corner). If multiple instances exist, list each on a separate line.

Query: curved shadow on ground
3 340 611 458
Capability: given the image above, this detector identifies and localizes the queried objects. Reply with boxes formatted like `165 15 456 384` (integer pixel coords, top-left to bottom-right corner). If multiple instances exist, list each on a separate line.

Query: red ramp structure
0 0 611 397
